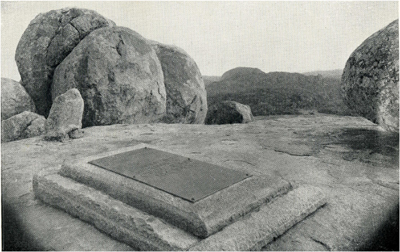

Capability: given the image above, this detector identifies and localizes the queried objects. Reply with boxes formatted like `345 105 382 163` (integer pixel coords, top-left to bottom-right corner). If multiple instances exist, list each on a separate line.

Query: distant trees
206 70 357 116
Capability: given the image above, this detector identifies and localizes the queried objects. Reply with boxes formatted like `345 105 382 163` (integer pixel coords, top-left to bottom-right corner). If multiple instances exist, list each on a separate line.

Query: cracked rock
151 41 208 124
52 27 166 127
274 143 314 156
1 111 46 142
15 7 115 117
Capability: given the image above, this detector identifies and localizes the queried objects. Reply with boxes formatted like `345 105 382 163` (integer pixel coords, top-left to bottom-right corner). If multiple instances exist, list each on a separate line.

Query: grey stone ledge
59 144 293 238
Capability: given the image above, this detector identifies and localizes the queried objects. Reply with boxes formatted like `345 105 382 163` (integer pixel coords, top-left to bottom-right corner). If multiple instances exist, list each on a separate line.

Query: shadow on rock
338 128 399 156
359 203 399 251
2 200 42 251
302 128 399 167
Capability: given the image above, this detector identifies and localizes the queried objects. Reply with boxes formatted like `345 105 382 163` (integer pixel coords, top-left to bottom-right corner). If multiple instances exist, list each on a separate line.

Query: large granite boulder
151 42 207 124
342 20 399 132
205 101 254 125
52 27 166 127
1 111 46 142
45 88 84 142
1 78 36 120
15 7 115 117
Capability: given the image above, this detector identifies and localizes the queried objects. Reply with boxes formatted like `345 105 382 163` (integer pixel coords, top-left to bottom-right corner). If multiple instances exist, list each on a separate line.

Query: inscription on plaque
89 147 251 202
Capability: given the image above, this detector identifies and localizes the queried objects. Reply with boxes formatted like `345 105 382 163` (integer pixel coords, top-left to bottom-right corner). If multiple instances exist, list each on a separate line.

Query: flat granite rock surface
2 114 399 250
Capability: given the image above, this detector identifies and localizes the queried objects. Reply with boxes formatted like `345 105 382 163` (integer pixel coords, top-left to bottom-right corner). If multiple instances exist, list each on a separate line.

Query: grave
88 147 252 203
33 144 327 250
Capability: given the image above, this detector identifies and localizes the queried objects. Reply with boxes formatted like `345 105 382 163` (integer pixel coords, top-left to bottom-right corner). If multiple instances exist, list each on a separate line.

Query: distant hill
220 67 266 81
206 67 355 116
203 76 221 86
303 69 343 79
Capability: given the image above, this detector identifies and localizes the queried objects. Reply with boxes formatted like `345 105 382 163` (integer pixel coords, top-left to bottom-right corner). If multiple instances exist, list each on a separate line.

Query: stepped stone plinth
33 144 327 250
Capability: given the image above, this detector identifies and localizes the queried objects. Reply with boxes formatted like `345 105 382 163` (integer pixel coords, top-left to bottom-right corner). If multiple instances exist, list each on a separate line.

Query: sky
1 1 399 80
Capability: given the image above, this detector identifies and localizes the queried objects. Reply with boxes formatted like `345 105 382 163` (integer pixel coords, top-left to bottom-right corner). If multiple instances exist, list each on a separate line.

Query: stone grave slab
88 147 251 203
189 186 327 251
33 169 200 251
59 144 293 238
33 167 326 251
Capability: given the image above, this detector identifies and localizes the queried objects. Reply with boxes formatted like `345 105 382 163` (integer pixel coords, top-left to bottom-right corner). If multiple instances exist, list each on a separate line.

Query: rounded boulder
205 101 254 125
1 111 46 142
151 42 208 124
341 20 399 132
1 78 36 120
45 88 84 141
15 7 115 116
52 27 166 127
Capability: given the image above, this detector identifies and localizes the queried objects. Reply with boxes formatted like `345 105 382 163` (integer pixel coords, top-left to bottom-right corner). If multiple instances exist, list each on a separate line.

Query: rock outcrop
15 7 115 116
1 111 46 142
205 101 254 125
151 42 207 124
14 7 208 127
1 78 36 120
341 19 399 132
45 89 84 142
52 27 166 127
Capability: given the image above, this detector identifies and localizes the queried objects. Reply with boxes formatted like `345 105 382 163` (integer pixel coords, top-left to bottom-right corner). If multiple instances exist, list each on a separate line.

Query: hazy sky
1 1 399 80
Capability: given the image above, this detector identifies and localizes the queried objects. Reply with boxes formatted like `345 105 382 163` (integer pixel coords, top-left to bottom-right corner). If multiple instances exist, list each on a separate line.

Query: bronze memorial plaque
89 147 251 202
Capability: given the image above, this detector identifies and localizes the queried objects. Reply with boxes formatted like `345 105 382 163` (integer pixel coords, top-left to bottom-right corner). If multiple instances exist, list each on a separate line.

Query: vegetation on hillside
303 69 343 78
206 68 357 116
203 76 221 86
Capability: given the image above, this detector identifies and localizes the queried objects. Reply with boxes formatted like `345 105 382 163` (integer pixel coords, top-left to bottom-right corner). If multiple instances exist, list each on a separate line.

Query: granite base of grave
33 144 326 250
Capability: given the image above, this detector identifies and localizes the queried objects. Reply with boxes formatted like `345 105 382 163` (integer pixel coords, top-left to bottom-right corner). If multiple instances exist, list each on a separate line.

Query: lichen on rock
341 19 399 132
